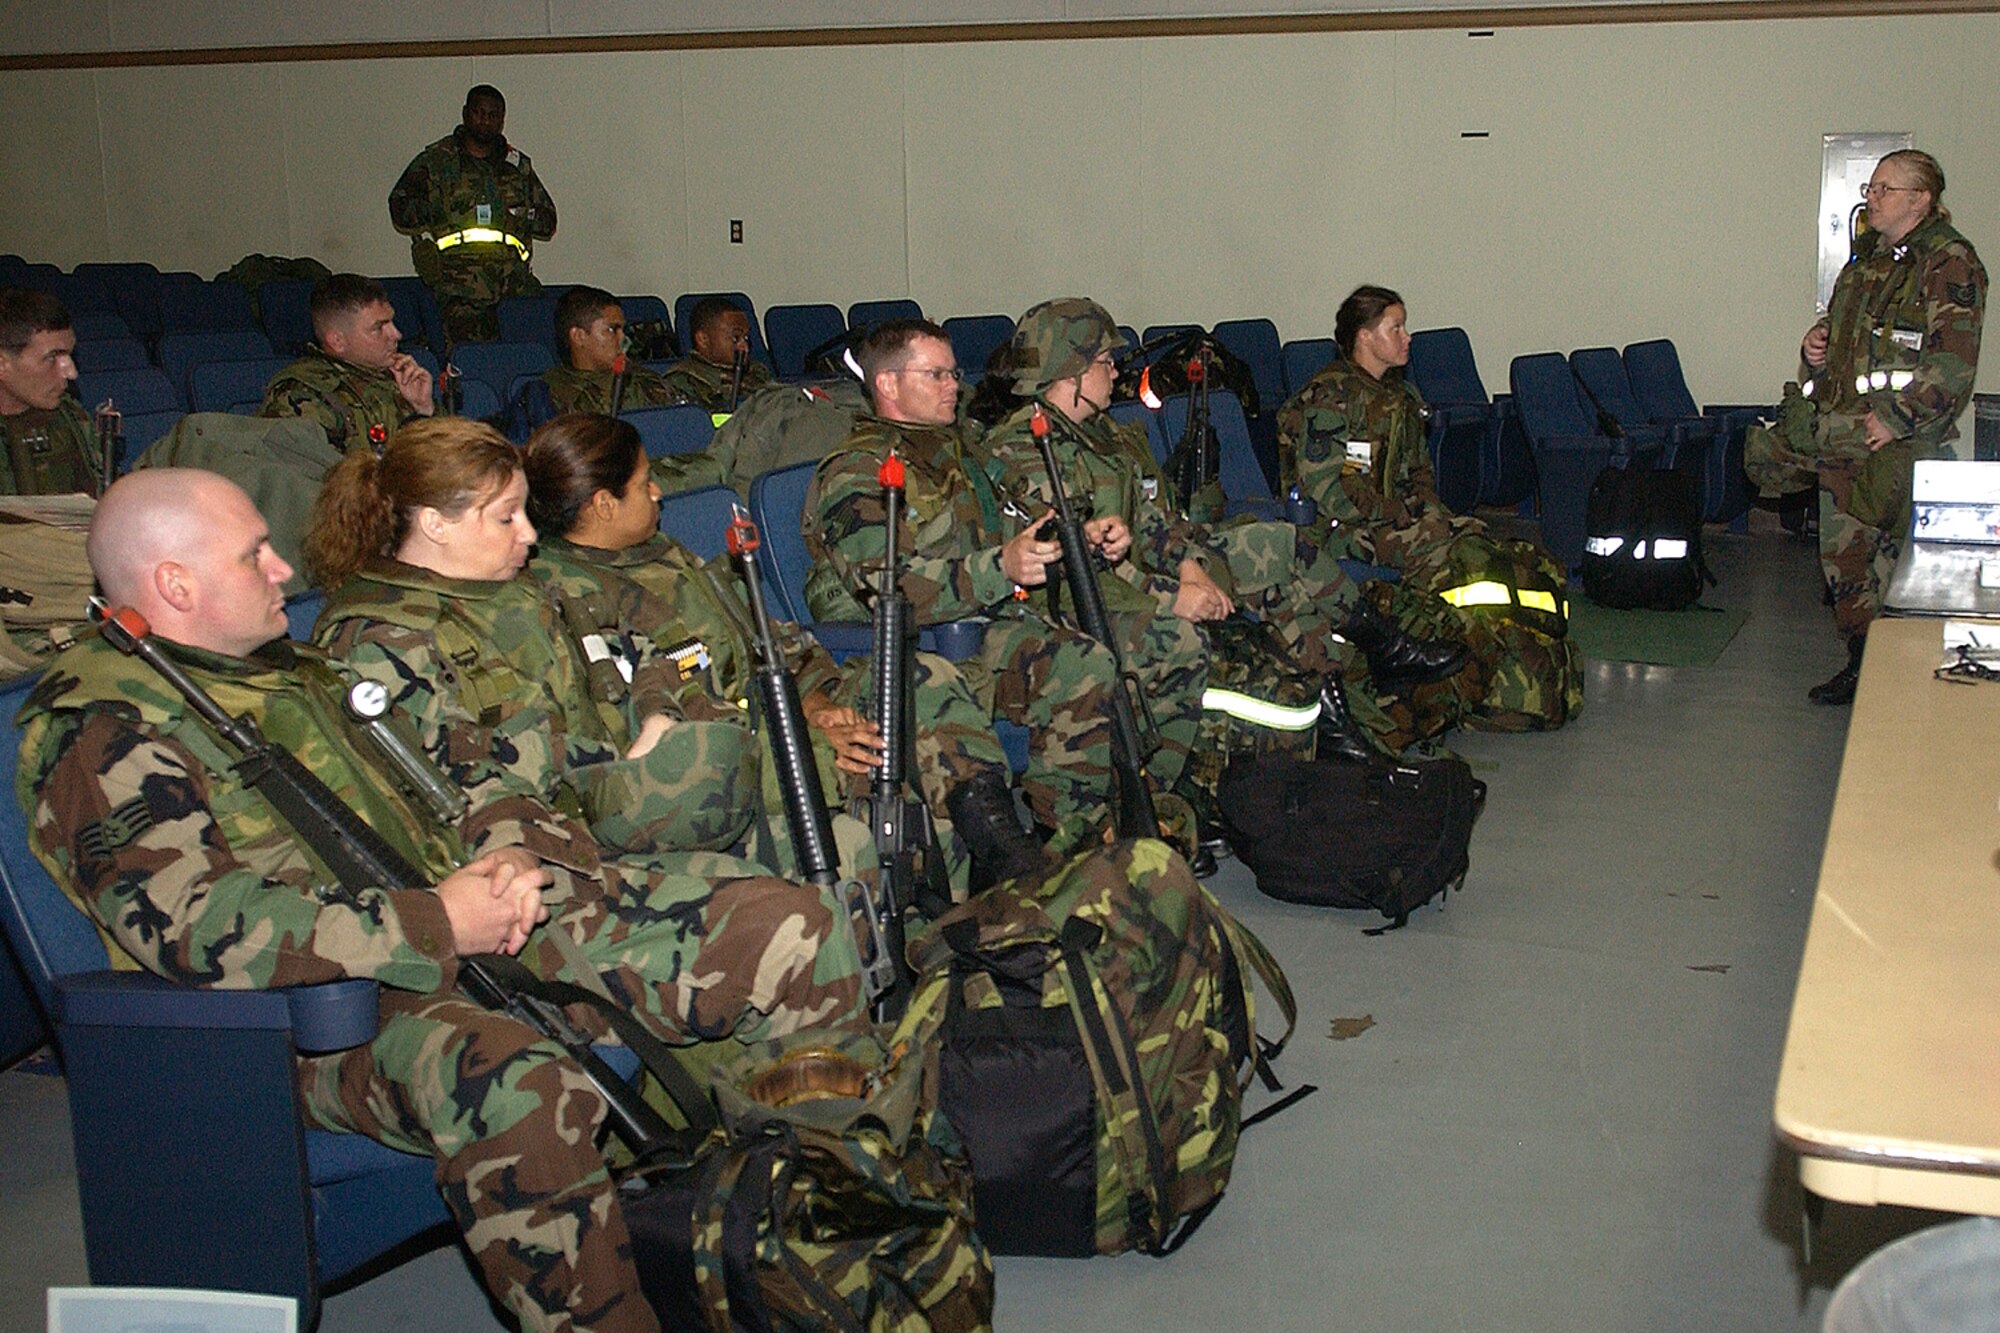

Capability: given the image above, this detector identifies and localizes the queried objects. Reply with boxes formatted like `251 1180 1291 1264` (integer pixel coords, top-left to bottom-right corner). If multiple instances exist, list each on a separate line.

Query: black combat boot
1340 598 1468 692
946 775 1050 894
1317 675 1383 765
1808 634 1865 706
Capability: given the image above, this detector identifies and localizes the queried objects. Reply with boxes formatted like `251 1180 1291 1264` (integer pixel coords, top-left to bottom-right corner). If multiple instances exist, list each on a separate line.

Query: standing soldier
260 274 434 452
388 85 557 348
0 288 95 496
1746 149 1986 704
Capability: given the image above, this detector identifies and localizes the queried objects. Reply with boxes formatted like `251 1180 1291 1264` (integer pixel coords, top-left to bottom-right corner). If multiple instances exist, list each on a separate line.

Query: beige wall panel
95 65 292 274
551 1 1066 36
102 0 552 51
0 2 113 55
906 39 1149 328
0 71 111 265
279 58 476 280
678 46 910 308
459 51 690 299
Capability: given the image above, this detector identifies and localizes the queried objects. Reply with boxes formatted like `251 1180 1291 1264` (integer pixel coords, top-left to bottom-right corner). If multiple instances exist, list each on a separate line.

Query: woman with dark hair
522 411 1043 893
305 415 761 861
1274 285 1480 581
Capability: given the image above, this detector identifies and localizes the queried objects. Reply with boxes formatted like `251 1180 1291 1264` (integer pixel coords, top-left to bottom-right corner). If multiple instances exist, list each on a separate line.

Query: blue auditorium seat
191 356 292 415
941 315 1014 378
627 402 716 461
657 484 741 561
158 329 276 403
158 280 257 333
765 303 847 380
1509 352 1663 572
257 279 316 355
1280 337 1338 399
1408 326 1528 512
1211 317 1286 423
68 312 132 342
1155 391 1282 521
77 365 184 415
497 291 568 355
453 340 553 414
617 295 677 357
845 299 922 337
1622 338 1760 525
72 337 150 373
375 276 440 354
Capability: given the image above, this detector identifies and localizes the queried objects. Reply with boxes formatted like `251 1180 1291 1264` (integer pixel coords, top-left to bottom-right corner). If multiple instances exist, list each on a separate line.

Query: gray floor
0 527 1964 1331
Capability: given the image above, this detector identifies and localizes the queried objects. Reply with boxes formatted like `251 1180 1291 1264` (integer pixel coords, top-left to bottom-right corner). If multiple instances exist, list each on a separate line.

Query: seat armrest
809 620 987 663
56 971 379 1052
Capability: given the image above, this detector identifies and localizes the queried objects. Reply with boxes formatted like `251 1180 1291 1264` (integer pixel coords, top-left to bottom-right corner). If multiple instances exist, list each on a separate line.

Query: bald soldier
16 469 869 1332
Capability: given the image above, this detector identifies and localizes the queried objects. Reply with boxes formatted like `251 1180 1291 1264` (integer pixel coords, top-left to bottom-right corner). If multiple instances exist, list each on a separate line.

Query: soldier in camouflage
388 85 557 348
542 286 684 415
981 300 1468 779
659 297 774 414
522 411 1044 894
304 417 774 866
1745 149 1986 704
1277 285 1484 584
0 288 100 496
803 319 1134 856
260 274 434 453
18 468 866 1333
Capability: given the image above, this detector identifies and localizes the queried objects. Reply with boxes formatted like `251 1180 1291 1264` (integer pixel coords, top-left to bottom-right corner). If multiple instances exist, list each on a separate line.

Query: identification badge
663 637 712 683
1141 477 1159 502
1890 327 1924 352
1345 440 1374 473
579 633 636 683
475 203 492 225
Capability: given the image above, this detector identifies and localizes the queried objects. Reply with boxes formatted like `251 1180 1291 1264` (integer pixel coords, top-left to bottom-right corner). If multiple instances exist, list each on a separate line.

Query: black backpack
1581 464 1713 610
1217 753 1483 931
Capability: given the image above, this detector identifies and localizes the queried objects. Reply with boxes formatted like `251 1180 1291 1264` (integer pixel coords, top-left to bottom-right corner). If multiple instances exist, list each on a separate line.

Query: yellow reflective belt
1516 588 1559 614
1200 687 1322 731
1440 580 1512 608
433 227 530 261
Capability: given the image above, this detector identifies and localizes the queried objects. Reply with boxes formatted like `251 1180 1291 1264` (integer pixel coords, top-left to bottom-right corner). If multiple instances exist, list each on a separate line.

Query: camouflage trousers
297 862 868 1333
966 616 1119 847
561 722 758 860
1210 517 1363 675
1745 410 1929 639
1108 604 1209 797
430 249 541 349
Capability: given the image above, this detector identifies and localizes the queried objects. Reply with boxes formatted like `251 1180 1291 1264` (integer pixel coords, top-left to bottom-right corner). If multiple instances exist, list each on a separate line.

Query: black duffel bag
1218 753 1483 931
1581 463 1713 610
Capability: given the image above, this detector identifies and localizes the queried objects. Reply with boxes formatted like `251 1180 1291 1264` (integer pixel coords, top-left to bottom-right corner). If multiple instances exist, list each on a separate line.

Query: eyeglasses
894 366 963 383
1934 645 2000 683
1862 182 1919 199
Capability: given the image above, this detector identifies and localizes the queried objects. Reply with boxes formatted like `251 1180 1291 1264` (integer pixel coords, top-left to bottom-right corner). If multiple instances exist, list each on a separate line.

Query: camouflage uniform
260 348 420 454
314 560 763 862
1745 213 1987 638
1 396 101 496
530 532 1008 889
542 363 682 416
664 377 870 501
388 128 557 347
16 631 865 1333
803 414 1121 851
657 355 774 416
1277 359 1482 584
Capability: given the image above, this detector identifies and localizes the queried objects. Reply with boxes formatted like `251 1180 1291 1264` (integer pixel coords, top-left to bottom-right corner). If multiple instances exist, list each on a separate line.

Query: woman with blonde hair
305 414 760 860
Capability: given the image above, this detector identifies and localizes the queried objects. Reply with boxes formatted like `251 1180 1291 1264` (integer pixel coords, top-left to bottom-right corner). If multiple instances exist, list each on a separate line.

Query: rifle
436 359 462 418
726 343 749 413
864 454 949 1005
1028 405 1161 841
608 353 629 420
91 399 123 498
723 510 903 1018
90 601 691 1164
1161 348 1224 525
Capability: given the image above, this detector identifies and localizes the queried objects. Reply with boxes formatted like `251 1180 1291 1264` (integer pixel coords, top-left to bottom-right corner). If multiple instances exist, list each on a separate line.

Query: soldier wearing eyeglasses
1747 149 1986 705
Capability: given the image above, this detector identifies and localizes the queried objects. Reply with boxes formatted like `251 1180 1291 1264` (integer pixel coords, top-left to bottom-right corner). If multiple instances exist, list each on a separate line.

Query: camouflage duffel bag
897 838 1299 1258
623 1026 994 1332
1428 534 1583 732
1346 579 1491 754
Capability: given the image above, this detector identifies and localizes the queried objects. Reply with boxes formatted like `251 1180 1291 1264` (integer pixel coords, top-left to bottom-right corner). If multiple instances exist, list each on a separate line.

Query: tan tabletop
1774 615 2000 1213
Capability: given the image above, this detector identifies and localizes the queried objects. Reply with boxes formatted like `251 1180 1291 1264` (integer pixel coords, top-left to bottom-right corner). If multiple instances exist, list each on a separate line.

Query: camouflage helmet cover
1009 298 1128 393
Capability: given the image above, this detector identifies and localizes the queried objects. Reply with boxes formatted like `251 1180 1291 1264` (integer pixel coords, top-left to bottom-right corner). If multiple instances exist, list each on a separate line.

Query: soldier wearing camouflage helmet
388 85 557 348
802 317 1145 858
1745 148 1986 705
260 274 434 453
17 468 866 1333
981 299 1468 785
